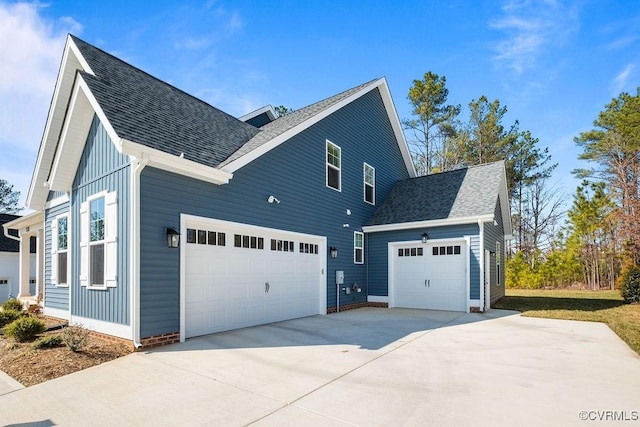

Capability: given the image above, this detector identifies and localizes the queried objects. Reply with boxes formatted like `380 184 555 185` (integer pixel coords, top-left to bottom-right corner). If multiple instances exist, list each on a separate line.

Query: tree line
404 72 639 289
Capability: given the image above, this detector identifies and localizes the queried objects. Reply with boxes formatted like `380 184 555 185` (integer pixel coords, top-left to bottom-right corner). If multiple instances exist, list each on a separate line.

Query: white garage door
392 240 467 311
184 218 325 338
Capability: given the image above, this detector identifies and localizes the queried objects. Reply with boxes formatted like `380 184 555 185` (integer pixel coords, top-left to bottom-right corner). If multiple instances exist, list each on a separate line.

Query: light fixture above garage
421 233 428 244
166 227 180 248
267 195 280 204
330 246 338 258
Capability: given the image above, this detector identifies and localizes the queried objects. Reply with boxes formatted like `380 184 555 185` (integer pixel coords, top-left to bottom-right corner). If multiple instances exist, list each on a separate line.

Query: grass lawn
493 289 640 355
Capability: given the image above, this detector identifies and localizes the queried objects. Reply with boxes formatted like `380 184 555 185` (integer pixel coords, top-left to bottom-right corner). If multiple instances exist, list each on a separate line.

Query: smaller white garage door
392 240 467 311
183 217 326 338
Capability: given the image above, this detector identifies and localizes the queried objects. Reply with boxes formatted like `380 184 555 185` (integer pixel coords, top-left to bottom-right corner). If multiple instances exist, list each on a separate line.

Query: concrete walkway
0 309 638 426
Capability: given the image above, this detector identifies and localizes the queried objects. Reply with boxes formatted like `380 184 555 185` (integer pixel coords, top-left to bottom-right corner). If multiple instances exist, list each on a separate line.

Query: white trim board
363 215 493 233
69 315 132 340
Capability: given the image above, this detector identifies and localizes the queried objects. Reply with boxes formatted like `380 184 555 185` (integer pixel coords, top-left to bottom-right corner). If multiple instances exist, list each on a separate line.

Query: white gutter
130 156 148 349
362 214 494 234
2 224 20 242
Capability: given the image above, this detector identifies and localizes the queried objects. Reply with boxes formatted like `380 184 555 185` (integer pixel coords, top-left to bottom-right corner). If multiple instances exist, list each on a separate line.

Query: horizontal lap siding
140 88 410 337
71 115 131 324
44 202 70 311
367 224 480 299
484 197 505 302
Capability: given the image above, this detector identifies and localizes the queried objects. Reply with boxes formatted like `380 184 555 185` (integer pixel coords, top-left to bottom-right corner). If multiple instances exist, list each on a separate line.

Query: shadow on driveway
150 307 519 353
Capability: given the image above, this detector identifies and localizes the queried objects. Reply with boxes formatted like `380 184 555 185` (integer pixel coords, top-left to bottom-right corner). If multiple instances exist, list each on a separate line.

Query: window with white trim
496 242 502 286
363 163 375 204
80 191 117 289
354 232 364 264
51 214 70 286
326 140 341 191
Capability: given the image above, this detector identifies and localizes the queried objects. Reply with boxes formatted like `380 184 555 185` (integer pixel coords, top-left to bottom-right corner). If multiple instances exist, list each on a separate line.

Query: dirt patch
0 318 133 387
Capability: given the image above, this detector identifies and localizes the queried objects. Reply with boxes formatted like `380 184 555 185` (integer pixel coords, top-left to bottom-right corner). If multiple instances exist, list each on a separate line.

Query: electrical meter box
336 270 344 285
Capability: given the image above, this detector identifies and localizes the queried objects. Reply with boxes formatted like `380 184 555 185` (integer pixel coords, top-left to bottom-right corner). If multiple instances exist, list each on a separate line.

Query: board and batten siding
139 88 410 338
44 201 70 311
484 197 506 303
70 115 131 325
366 224 481 300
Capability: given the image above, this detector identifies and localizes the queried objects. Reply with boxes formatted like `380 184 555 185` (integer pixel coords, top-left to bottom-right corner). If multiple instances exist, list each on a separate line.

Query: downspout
478 218 485 312
130 156 148 349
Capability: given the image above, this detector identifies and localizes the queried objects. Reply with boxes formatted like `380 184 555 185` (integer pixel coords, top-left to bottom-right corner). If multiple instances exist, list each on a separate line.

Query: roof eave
26 35 95 211
119 139 233 185
239 105 277 123
362 214 494 233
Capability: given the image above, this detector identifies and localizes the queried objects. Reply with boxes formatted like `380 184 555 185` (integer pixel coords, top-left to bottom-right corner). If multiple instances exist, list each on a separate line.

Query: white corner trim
119 139 233 185
69 315 133 340
367 295 388 303
239 105 276 122
222 78 407 174
43 306 70 321
363 215 494 233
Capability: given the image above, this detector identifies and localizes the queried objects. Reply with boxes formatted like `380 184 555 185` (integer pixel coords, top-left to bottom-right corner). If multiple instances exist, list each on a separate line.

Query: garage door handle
265 282 270 293
425 279 430 287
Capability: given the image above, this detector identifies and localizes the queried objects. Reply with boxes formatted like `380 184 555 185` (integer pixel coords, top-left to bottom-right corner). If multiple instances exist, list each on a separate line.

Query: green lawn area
493 289 640 355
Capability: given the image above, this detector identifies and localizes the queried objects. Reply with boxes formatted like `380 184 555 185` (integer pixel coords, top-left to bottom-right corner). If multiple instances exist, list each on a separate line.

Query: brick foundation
469 306 483 313
327 301 389 314
139 332 181 349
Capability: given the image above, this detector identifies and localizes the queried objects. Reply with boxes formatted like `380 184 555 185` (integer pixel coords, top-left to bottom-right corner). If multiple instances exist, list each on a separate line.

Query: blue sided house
7 35 511 348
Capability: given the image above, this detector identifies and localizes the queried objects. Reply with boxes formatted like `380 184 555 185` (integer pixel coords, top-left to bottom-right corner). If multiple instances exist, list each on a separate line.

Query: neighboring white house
0 214 37 303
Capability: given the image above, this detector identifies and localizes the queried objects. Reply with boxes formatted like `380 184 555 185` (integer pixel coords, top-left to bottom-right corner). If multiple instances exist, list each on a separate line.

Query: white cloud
0 1 82 209
611 63 636 96
490 0 579 74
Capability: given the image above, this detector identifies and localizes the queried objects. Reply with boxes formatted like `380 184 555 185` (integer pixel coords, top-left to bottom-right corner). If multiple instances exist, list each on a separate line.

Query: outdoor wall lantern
330 246 338 258
421 233 429 244
166 227 180 248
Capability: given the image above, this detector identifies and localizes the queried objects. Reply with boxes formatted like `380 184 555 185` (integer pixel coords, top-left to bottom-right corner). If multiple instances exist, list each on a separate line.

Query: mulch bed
0 316 133 387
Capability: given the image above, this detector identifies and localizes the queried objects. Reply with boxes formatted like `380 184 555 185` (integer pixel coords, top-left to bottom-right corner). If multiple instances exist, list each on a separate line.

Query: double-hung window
51 214 70 286
89 197 105 287
354 231 364 264
363 163 375 204
80 191 117 289
326 140 341 191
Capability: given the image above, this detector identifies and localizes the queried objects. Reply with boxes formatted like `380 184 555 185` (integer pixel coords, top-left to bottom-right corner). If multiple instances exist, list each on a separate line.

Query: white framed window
363 163 375 204
80 191 117 289
354 231 364 264
51 214 70 287
326 140 341 191
496 242 502 286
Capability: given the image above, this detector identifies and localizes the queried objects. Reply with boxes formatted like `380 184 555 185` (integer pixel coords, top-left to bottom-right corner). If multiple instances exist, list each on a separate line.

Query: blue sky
1 0 639 212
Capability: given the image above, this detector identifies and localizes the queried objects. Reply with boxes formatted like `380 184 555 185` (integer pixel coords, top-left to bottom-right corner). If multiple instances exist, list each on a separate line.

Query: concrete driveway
0 308 639 426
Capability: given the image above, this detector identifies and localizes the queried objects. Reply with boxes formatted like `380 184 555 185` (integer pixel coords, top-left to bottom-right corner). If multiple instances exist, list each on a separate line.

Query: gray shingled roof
0 214 36 253
71 36 260 168
366 161 505 226
219 79 379 167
